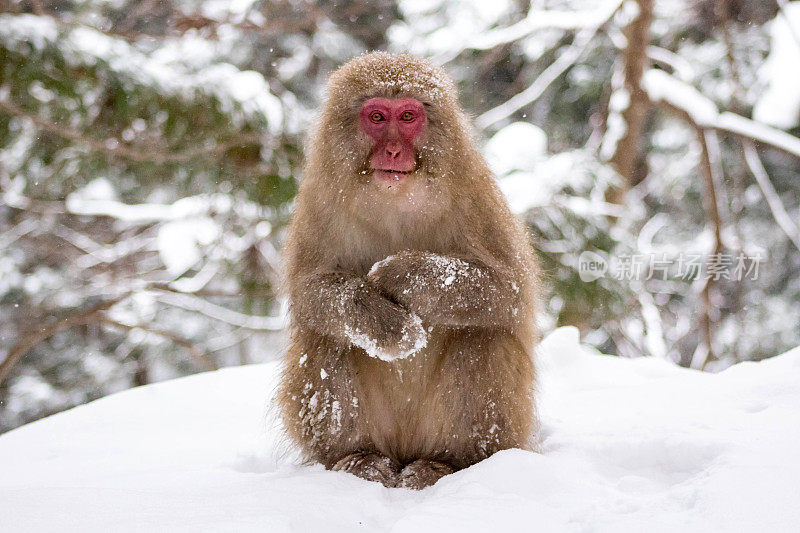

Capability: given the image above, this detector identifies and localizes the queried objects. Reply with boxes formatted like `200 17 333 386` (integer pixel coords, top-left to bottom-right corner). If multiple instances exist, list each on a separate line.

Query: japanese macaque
278 52 539 489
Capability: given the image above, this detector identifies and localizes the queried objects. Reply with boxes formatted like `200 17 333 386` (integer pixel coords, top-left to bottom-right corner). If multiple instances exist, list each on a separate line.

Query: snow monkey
278 52 539 489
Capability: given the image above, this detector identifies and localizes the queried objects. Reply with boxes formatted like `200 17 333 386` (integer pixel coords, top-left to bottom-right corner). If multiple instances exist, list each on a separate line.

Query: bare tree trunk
718 4 747 362
696 129 724 369
601 0 654 203
132 348 150 387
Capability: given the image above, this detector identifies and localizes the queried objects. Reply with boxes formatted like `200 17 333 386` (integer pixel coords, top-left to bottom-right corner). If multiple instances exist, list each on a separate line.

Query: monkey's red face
359 97 425 182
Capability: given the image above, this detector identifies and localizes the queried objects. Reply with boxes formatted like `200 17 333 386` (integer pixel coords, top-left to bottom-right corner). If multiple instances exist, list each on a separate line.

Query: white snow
200 0 260 20
368 254 397 276
62 177 118 204
643 69 800 159
65 192 267 222
716 111 800 159
1 327 799 531
643 69 719 126
497 150 626 217
393 0 515 57
485 121 548 176
599 69 630 162
463 0 623 52
156 217 220 276
753 3 800 130
344 311 428 362
498 171 550 213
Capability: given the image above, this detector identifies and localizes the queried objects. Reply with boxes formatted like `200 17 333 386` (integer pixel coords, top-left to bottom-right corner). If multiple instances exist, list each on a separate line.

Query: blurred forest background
1 0 799 433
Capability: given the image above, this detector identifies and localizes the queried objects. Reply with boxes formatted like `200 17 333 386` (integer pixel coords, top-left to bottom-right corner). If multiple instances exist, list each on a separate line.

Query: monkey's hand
292 273 427 361
367 251 522 329
343 299 428 362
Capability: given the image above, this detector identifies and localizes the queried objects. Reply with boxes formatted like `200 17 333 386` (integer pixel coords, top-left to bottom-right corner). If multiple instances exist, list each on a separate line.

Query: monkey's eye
370 111 386 123
400 111 415 122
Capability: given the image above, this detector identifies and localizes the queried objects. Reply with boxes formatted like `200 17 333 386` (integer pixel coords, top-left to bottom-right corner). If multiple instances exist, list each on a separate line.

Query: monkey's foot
397 459 454 490
331 452 400 487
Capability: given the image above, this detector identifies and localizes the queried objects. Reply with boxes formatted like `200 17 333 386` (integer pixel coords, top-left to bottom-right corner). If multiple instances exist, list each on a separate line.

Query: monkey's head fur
292 51 537 296
303 52 494 226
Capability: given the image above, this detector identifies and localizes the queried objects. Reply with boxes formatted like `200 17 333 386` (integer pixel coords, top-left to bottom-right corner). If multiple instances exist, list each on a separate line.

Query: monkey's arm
367 251 523 329
291 272 427 360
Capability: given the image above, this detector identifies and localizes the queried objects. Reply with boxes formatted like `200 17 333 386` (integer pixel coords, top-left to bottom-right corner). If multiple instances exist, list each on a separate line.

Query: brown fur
277 52 539 489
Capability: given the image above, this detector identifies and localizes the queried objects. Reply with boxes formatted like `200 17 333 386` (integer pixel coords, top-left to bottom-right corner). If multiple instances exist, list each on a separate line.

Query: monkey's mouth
372 169 414 181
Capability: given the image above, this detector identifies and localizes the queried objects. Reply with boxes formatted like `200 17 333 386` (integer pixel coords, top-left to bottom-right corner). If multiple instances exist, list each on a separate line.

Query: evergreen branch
0 98 264 165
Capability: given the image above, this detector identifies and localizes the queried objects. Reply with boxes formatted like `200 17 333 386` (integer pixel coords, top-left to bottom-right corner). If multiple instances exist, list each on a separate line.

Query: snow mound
1 327 799 532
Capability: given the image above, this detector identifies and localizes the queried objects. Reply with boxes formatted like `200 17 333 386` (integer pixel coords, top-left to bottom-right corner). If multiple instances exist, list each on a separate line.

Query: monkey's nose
386 142 402 159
